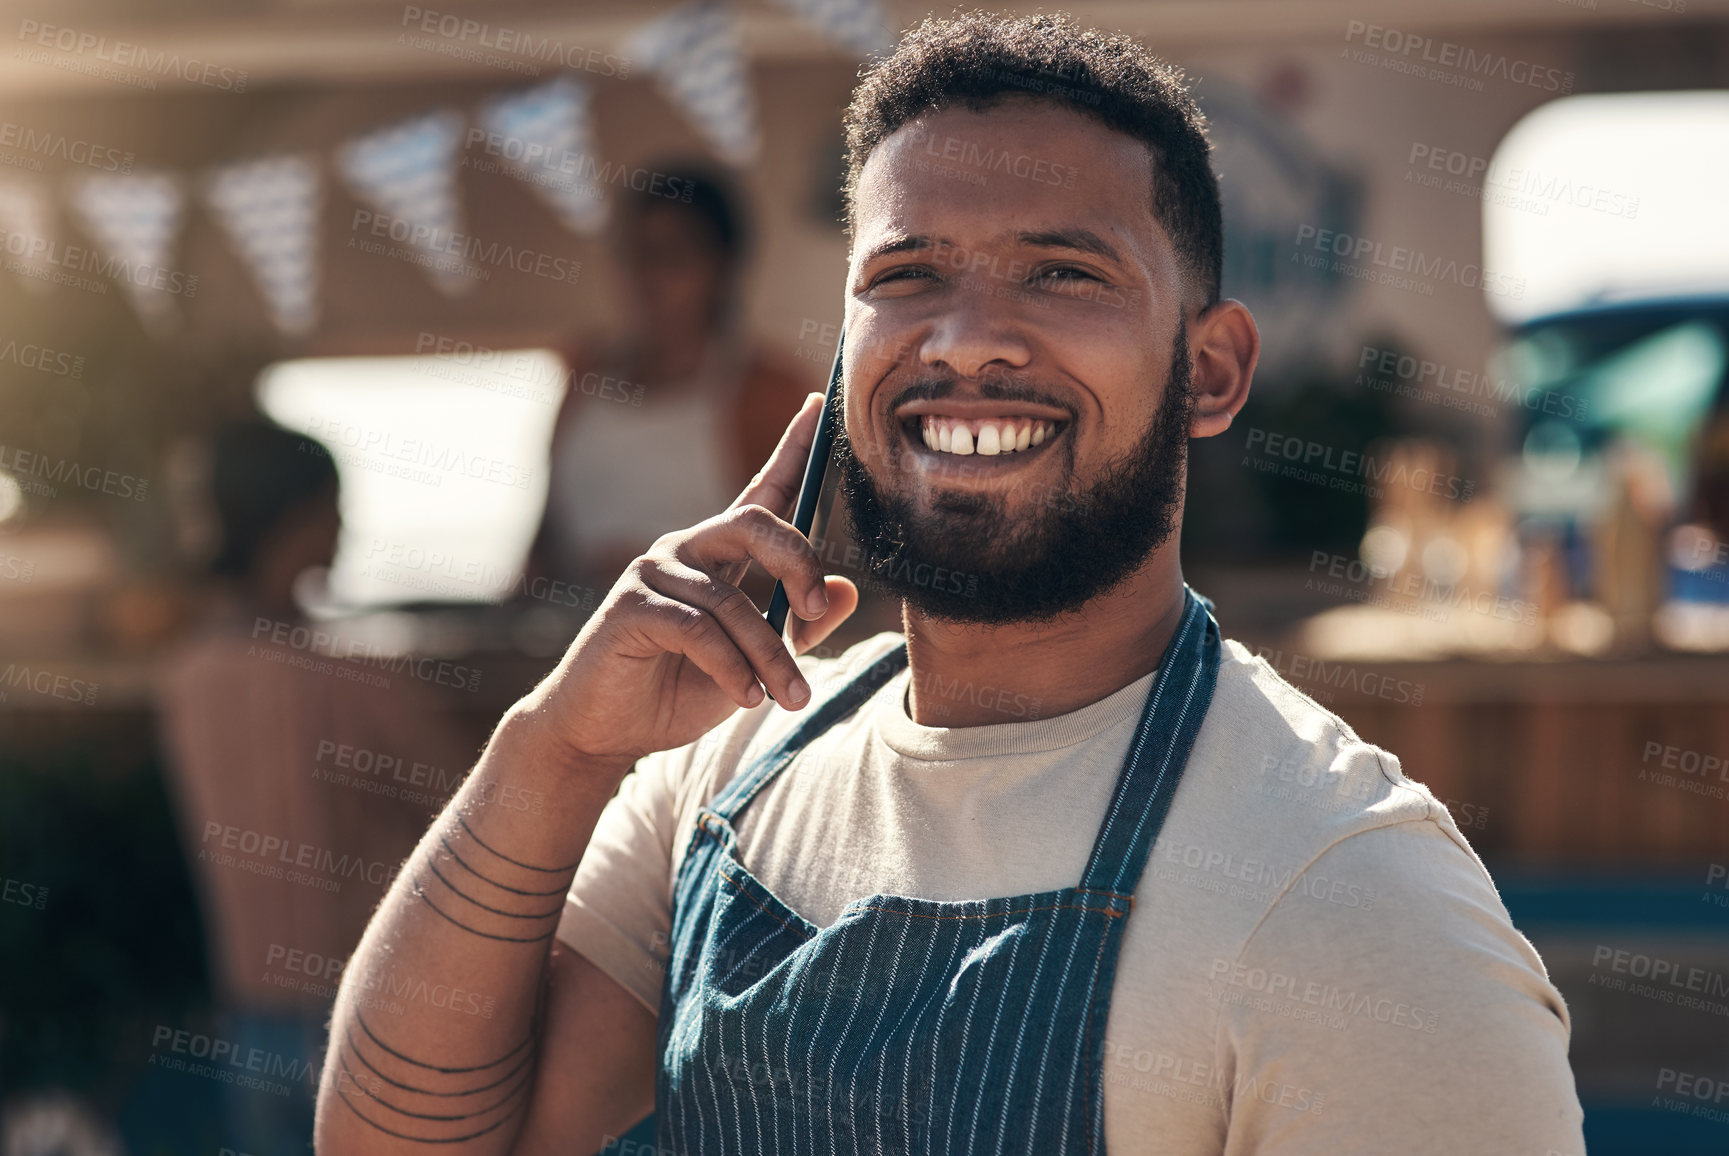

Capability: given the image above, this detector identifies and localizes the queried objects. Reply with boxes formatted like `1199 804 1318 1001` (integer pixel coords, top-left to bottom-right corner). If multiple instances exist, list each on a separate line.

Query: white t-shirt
558 631 1585 1155
546 385 737 564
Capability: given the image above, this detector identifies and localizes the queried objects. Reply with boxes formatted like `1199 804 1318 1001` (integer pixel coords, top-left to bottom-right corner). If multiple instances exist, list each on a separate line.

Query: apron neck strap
1078 588 1222 897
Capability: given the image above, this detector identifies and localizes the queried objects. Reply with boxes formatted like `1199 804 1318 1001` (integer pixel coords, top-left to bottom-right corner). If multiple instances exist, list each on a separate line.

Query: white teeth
915 416 1059 456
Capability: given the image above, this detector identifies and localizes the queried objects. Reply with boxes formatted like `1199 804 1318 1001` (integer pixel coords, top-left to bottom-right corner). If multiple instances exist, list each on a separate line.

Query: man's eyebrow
1016 228 1123 263
859 228 1123 265
861 234 935 263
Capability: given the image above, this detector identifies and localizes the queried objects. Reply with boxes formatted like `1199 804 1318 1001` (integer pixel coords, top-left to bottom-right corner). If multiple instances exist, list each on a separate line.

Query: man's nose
916 293 1033 381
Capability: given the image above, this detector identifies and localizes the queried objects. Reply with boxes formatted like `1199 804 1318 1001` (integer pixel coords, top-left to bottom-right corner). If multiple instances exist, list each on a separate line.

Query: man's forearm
314 708 632 1154
308 394 840 1149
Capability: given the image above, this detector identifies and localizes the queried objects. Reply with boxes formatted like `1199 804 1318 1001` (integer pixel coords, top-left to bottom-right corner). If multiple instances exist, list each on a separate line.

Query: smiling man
316 14 1584 1156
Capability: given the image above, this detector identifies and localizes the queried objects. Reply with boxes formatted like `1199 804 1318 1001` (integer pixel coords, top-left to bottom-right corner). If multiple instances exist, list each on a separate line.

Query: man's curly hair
843 11 1223 304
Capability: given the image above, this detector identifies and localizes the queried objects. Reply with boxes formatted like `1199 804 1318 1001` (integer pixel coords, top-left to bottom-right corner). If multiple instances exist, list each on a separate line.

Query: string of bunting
0 0 891 337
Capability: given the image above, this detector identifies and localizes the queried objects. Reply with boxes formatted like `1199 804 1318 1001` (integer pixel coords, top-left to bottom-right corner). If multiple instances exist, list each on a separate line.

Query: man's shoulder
1183 635 1468 862
1150 636 1519 987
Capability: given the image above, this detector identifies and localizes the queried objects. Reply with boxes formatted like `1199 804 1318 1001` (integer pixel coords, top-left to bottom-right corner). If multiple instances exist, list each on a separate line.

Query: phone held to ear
762 333 845 695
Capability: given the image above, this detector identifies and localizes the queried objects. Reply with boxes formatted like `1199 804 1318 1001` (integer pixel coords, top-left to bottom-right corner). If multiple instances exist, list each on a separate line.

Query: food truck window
256 350 566 612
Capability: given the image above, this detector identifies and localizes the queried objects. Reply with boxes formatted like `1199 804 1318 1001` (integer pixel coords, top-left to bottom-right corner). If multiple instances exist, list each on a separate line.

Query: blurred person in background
531 166 812 596
158 421 465 1155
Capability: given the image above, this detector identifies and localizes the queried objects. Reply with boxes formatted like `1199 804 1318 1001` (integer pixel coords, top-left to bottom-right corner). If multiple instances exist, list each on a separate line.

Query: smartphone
764 331 845 641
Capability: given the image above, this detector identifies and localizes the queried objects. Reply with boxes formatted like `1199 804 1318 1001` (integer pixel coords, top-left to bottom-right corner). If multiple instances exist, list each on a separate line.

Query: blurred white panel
1483 91 1729 323
257 351 565 608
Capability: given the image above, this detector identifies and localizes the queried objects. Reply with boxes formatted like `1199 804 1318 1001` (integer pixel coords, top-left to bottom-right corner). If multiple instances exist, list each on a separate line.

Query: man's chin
859 491 1031 567
841 468 1180 625
850 522 1092 626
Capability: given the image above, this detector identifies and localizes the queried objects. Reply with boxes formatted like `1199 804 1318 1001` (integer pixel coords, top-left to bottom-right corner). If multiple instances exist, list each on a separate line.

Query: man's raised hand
519 393 860 774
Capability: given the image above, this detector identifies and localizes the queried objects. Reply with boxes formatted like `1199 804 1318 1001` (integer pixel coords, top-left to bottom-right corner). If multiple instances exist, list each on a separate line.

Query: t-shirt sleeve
1213 820 1585 1156
555 745 687 1015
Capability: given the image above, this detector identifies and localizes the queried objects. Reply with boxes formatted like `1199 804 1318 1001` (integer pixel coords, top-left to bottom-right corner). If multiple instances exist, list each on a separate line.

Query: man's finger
625 589 767 710
639 560 815 708
731 392 826 518
788 576 860 655
679 506 830 624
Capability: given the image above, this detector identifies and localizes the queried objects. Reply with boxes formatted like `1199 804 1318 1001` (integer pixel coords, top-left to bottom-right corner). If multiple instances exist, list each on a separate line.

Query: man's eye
868 266 939 294
1036 265 1096 285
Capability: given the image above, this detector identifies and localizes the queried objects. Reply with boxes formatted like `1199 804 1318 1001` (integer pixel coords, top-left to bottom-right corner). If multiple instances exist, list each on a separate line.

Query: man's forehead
852 100 1163 255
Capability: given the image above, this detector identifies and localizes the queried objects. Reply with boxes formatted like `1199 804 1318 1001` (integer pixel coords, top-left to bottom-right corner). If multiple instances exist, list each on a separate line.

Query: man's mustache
884 373 1076 418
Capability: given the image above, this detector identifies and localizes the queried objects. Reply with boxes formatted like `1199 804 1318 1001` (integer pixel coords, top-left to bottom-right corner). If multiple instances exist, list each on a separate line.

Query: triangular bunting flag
0 176 56 295
204 154 322 336
625 0 759 167
335 110 477 296
477 78 608 236
768 0 895 56
66 171 188 332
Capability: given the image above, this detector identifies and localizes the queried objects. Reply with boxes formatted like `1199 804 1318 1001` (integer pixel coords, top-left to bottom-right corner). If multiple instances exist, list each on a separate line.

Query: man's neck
899 551 1189 728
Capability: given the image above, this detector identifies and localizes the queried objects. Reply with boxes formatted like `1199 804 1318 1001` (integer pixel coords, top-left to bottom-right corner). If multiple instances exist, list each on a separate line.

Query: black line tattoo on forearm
332 1079 524 1145
456 811 581 873
436 830 568 896
338 1051 531 1121
409 874 561 943
345 1023 536 1097
424 856 564 919
331 1015 541 1143
357 1012 535 1072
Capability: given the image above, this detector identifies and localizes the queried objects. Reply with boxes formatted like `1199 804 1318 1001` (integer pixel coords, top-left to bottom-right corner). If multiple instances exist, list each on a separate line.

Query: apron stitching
709 834 1130 926
716 866 815 941
848 901 1126 922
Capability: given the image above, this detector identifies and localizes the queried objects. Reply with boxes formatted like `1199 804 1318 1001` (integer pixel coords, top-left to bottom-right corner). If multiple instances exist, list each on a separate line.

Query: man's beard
833 329 1195 626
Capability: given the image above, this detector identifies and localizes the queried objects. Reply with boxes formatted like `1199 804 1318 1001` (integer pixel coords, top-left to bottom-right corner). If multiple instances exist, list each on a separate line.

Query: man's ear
1186 298 1259 439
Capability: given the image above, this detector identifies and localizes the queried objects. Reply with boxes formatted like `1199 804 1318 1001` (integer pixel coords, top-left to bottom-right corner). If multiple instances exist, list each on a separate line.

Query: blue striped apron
656 589 1221 1155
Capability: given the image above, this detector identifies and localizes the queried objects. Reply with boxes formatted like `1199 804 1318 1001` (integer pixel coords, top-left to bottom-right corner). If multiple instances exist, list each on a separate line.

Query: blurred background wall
2 1 1728 1153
